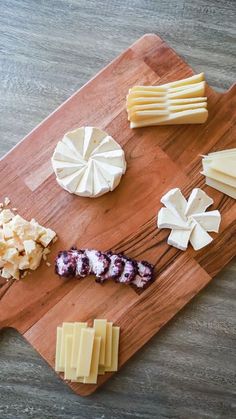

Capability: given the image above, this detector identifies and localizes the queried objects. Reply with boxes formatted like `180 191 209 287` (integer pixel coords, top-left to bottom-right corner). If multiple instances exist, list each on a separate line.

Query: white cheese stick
210 156 236 178
161 188 187 221
167 228 193 251
191 210 221 233
185 188 213 216
190 221 213 251
157 207 190 230
202 167 236 189
205 177 236 199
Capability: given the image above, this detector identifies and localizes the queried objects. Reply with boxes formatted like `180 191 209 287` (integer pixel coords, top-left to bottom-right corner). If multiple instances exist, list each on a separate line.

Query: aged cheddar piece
105 326 120 372
157 188 221 251
71 322 88 369
76 327 95 377
93 319 107 366
59 323 74 372
104 322 113 369
55 327 62 372
64 335 77 381
83 337 101 384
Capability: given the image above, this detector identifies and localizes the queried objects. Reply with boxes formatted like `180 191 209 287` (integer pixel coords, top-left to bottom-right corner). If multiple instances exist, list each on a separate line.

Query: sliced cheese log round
51 127 126 198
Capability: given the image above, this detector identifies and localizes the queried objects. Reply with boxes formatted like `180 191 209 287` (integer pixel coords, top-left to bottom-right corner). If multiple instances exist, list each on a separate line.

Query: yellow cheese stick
130 108 208 128
128 99 207 113
168 82 206 99
129 103 207 121
129 73 205 92
83 336 101 384
76 327 95 377
55 327 62 372
105 326 120 372
104 322 113 369
64 335 78 380
71 322 87 369
127 95 207 109
59 322 74 372
93 319 107 366
127 90 166 100
208 157 236 178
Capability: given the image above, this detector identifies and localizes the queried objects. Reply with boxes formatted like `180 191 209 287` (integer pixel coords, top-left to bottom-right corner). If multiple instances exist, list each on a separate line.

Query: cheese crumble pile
0 202 56 280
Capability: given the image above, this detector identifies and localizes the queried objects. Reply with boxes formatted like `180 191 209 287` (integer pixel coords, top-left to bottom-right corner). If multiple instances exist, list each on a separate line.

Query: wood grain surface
0 0 235 418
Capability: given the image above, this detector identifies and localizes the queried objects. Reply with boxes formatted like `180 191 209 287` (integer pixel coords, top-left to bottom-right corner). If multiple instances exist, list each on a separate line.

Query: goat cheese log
55 248 154 289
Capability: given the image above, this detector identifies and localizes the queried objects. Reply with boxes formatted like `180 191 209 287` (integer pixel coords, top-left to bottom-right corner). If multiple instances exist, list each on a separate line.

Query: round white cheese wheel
51 127 126 198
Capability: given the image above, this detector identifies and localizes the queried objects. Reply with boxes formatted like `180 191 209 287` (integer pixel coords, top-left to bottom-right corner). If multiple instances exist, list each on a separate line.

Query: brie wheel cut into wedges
52 127 126 198
157 187 221 251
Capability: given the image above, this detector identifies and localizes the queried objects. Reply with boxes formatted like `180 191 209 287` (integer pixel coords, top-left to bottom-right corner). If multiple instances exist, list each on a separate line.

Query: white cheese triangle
92 161 110 197
157 207 190 230
191 210 221 233
189 221 213 250
52 142 80 164
167 227 193 251
75 160 94 197
185 188 213 216
161 188 187 221
52 160 84 179
57 167 85 194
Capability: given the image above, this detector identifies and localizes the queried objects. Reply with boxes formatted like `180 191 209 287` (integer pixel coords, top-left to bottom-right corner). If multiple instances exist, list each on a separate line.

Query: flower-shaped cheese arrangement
157 188 221 251
52 127 126 198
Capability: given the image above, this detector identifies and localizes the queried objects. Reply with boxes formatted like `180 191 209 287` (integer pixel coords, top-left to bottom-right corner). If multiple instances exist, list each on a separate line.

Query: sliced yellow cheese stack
126 73 208 128
55 319 120 385
201 149 236 199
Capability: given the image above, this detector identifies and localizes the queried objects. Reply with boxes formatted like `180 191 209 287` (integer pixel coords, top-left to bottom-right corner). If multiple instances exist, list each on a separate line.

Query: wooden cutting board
0 34 235 396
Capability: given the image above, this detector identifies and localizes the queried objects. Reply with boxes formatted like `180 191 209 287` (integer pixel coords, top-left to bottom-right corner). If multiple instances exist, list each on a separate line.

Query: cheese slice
202 167 236 189
161 188 187 221
191 210 221 233
105 326 120 372
190 221 213 250
104 322 113 369
185 188 213 216
83 336 101 384
129 73 205 92
167 227 193 251
205 177 236 199
76 327 95 377
55 327 62 372
59 322 74 372
64 335 77 380
93 319 107 366
157 207 190 230
210 156 236 178
71 322 87 369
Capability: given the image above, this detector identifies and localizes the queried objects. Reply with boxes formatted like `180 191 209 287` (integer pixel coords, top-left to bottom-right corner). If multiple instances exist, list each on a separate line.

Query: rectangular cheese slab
83 336 101 384
76 327 95 377
105 326 120 372
59 322 74 372
55 326 62 372
104 322 113 368
65 335 77 380
71 322 87 369
94 319 107 366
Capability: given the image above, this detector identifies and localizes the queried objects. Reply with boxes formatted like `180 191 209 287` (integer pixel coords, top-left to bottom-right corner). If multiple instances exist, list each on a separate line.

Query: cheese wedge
161 188 187 221
167 227 193 251
190 221 213 251
185 188 213 216
191 210 221 233
157 207 190 230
